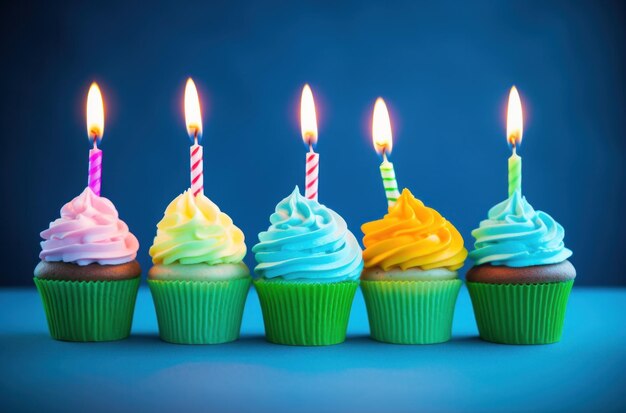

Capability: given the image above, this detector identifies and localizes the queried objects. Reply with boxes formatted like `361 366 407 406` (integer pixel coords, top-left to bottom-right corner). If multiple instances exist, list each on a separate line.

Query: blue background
1 0 624 286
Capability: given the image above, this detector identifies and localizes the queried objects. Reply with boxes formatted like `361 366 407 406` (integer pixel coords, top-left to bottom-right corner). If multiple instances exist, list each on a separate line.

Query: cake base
34 260 141 281
466 260 575 284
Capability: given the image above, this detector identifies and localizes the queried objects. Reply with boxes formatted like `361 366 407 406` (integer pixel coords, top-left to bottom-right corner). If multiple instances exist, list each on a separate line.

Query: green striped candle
506 86 524 197
372 98 400 208
381 154 400 207
508 147 522 196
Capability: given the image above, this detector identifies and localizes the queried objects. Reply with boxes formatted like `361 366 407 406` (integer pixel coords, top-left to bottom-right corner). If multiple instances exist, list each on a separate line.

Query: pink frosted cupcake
34 187 141 342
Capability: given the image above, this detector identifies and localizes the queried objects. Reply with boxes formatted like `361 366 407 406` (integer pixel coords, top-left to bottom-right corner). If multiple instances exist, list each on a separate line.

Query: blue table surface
1 286 625 413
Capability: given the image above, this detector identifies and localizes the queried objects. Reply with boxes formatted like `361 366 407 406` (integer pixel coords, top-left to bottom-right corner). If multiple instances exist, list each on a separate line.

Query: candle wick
382 150 388 163
308 143 314 153
92 138 98 150
512 145 517 156
194 130 199 146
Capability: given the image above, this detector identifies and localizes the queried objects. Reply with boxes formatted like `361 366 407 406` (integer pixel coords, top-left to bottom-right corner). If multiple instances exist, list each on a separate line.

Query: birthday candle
190 142 203 197
88 144 102 196
300 84 319 201
86 83 104 196
372 98 400 207
507 86 523 196
305 149 319 201
184 78 204 197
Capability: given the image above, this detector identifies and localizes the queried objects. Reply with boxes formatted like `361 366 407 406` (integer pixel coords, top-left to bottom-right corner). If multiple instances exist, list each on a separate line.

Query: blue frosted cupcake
466 190 575 344
252 187 363 346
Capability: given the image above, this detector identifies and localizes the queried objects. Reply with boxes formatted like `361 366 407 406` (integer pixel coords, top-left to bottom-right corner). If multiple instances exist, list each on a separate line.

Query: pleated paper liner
466 280 574 344
254 279 359 346
361 279 462 344
34 277 140 342
148 277 251 344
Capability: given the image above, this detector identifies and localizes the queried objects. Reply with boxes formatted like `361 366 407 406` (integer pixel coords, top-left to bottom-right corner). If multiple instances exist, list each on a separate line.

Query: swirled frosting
362 189 467 271
469 190 572 267
149 190 246 265
39 187 139 265
252 187 363 282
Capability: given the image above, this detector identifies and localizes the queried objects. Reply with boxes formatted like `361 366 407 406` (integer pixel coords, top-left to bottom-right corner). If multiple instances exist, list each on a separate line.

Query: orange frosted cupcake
360 188 467 344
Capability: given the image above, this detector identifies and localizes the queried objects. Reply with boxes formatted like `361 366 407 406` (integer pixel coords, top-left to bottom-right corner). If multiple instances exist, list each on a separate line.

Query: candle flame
372 97 393 155
507 86 523 147
185 78 203 141
86 82 104 142
300 84 318 146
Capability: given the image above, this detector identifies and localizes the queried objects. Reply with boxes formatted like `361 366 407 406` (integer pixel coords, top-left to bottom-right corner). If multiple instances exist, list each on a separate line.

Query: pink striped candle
86 82 104 196
88 143 102 196
301 84 319 201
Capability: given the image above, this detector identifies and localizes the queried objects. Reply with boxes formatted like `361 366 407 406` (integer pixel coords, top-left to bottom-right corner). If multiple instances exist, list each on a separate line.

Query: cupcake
361 188 467 344
467 189 575 344
252 187 363 346
148 190 251 344
34 187 141 342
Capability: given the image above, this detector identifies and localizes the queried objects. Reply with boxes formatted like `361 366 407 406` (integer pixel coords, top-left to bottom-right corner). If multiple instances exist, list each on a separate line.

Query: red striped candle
185 78 204 197
190 139 204 197
301 84 319 201
305 147 319 201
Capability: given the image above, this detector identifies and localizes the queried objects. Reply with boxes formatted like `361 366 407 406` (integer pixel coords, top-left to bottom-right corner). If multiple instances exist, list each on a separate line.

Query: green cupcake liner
466 280 574 344
361 279 462 344
34 277 140 342
254 279 359 346
148 277 251 344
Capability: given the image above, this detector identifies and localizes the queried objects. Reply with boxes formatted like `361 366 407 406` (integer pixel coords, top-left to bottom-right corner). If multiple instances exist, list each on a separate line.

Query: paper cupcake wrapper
466 280 574 344
148 277 251 344
34 277 140 342
254 279 359 346
360 279 462 344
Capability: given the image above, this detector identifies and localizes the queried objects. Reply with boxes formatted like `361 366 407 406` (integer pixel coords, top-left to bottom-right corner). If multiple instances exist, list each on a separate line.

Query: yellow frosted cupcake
148 190 251 344
361 188 467 344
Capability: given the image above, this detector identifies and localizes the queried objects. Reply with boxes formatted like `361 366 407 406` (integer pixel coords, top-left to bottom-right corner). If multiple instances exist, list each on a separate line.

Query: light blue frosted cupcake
466 190 575 344
252 187 363 346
